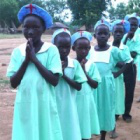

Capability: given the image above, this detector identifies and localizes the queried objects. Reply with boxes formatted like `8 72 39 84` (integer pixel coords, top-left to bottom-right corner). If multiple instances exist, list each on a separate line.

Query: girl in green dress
71 31 101 140
88 19 132 140
7 4 63 140
53 28 87 140
110 19 132 138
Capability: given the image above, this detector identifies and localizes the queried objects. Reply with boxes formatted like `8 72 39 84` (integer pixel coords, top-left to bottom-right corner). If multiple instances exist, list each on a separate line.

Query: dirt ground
0 35 140 140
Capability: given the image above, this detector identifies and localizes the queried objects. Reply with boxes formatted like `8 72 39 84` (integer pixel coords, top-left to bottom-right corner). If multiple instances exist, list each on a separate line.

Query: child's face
22 15 45 44
74 38 90 60
129 18 138 33
95 25 110 45
113 25 125 42
55 36 71 60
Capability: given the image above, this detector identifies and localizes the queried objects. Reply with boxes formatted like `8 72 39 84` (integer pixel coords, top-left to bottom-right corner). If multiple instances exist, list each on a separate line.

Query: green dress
88 46 132 131
112 43 133 115
121 28 140 64
76 60 100 139
7 42 63 140
55 57 87 140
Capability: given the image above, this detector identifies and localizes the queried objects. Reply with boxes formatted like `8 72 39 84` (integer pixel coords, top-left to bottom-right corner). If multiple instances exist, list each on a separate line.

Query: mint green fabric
76 61 100 139
7 43 63 140
113 45 132 115
88 47 132 131
55 58 87 140
121 28 140 64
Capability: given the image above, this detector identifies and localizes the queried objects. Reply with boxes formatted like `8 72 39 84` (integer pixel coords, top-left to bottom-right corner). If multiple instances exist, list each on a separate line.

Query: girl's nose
28 28 34 35
63 48 67 53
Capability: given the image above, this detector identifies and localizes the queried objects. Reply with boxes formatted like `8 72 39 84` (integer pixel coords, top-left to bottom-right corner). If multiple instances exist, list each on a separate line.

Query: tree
0 0 45 28
0 0 18 27
107 3 127 21
67 0 111 31
127 0 140 15
107 0 140 21
44 0 69 22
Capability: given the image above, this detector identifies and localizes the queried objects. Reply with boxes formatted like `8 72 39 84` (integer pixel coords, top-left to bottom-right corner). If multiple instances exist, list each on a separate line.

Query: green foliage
108 0 140 21
0 0 69 28
127 0 140 14
44 0 68 22
108 3 127 21
0 0 44 27
0 0 18 27
67 0 111 30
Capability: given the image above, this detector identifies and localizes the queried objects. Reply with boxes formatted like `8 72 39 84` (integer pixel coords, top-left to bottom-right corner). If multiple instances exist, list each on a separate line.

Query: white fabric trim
85 59 93 72
67 56 74 68
91 46 112 63
18 42 51 56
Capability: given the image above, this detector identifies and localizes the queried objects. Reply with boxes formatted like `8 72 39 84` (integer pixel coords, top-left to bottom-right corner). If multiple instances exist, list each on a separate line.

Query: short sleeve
88 63 101 83
73 60 87 83
112 47 133 65
6 48 23 77
47 46 62 76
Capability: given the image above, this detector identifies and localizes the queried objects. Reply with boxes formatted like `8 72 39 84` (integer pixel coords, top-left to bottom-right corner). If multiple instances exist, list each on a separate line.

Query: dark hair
23 14 46 31
54 32 71 43
112 23 125 32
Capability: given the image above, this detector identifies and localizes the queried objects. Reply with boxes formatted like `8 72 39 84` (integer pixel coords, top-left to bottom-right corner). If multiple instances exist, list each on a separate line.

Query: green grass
0 33 24 39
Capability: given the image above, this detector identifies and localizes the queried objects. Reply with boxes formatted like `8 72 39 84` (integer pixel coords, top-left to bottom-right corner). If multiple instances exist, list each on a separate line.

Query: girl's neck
34 40 44 53
95 43 109 51
77 56 86 63
61 56 68 61
113 40 121 48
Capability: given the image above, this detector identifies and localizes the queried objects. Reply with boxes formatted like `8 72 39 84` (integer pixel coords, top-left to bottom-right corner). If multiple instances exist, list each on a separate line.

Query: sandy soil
0 36 140 140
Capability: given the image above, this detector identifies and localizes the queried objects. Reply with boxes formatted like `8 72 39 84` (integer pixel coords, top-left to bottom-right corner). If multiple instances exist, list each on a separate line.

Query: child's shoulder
11 43 26 57
86 59 97 71
43 42 58 51
68 57 79 67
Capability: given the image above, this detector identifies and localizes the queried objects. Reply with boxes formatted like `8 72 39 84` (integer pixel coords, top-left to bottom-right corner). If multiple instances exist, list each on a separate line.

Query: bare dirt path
0 36 140 140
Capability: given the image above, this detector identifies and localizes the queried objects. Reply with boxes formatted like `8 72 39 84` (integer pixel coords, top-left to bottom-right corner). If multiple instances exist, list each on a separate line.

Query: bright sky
111 0 129 7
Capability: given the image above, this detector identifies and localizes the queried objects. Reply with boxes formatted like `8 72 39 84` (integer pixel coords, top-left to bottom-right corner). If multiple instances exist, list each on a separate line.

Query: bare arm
62 73 82 91
10 59 29 88
113 61 133 78
85 72 98 89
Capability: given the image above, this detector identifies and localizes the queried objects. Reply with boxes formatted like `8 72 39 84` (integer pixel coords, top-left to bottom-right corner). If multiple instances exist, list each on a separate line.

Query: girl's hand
25 46 30 63
131 51 137 58
112 72 119 78
62 60 67 75
127 32 134 39
116 61 125 68
27 38 37 63
80 59 87 71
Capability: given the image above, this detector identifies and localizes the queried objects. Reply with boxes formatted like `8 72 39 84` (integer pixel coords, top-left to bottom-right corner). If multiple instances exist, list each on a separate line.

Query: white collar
85 59 93 72
119 42 124 49
67 56 74 68
90 46 113 63
19 42 52 56
108 41 124 50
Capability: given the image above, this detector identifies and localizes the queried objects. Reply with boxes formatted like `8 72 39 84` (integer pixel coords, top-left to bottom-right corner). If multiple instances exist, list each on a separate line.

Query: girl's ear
72 45 75 51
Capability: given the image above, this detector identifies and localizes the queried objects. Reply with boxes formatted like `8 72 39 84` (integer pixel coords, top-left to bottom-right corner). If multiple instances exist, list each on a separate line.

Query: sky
64 0 129 22
111 0 129 7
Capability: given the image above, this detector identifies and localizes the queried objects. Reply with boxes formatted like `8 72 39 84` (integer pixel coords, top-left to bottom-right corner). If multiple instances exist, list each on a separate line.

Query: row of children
6 3 140 140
